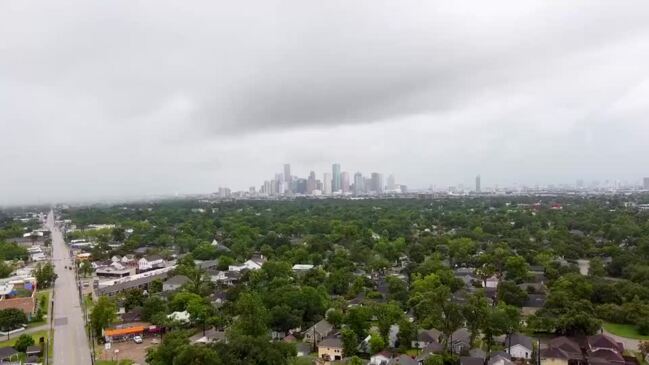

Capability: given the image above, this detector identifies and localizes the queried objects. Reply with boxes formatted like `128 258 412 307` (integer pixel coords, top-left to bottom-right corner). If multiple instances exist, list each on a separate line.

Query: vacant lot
98 337 157 365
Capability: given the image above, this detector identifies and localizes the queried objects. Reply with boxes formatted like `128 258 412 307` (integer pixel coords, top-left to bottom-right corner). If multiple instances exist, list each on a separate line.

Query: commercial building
371 172 383 194
332 164 341 193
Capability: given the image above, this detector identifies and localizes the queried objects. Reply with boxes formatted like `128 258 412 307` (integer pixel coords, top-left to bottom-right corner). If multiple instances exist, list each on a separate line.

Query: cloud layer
2 1 649 205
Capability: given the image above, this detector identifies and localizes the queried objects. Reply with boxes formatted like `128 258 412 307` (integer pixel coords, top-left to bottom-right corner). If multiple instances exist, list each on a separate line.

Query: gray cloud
1 1 649 205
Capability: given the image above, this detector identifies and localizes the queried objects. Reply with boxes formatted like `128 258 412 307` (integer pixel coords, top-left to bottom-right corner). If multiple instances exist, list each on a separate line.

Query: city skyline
2 2 649 205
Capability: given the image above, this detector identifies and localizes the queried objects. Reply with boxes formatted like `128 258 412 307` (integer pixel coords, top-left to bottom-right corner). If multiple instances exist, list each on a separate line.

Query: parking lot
98 337 159 365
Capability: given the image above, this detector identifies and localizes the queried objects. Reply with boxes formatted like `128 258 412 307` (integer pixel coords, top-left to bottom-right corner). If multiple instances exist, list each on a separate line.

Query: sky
2 1 649 205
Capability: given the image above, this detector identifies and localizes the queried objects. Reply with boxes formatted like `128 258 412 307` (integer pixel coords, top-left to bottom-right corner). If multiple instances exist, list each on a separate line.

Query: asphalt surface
48 211 92 365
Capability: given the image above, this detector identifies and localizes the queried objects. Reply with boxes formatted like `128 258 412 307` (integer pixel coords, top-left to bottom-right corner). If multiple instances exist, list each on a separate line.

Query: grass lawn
0 330 49 348
603 322 649 340
96 360 134 365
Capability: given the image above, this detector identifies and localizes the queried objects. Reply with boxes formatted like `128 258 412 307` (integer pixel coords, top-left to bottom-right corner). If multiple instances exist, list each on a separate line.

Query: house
228 255 266 272
138 256 166 272
484 275 499 288
211 240 231 252
586 334 624 365
522 294 546 316
163 275 191 292
450 328 471 354
210 270 241 287
96 262 131 278
292 264 315 273
411 329 442 349
25 345 42 357
304 319 334 344
416 342 445 364
460 357 485 365
488 353 513 365
318 337 344 363
505 333 533 359
541 337 584 365
0 347 19 363
387 354 417 365
371 351 391 365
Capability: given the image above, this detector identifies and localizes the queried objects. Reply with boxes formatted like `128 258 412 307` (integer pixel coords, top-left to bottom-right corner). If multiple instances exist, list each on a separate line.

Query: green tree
326 308 344 329
174 344 222 365
146 330 189 365
369 331 386 354
34 262 57 289
497 281 528 307
463 291 490 347
0 261 13 278
373 303 403 344
14 334 35 352
341 327 358 357
90 296 117 338
230 292 269 338
0 308 27 331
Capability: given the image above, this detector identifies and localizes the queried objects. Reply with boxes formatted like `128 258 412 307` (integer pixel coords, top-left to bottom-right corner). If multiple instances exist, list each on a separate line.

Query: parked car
133 335 143 344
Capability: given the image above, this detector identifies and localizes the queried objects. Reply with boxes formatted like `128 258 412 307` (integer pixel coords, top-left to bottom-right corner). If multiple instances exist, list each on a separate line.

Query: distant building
284 164 292 186
371 172 383 194
307 171 317 194
644 177 649 190
353 172 364 195
387 174 396 190
341 172 350 194
332 164 341 193
323 173 332 195
475 175 481 193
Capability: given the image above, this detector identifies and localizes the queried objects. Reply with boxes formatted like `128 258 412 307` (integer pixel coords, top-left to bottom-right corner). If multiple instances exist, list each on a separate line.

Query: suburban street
47 211 92 365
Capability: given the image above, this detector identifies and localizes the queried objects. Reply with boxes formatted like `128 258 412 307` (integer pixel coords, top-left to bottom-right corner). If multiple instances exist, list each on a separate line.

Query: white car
133 335 143 344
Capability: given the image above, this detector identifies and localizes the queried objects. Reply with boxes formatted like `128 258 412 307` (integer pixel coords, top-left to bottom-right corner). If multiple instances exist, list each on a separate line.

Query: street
47 211 92 365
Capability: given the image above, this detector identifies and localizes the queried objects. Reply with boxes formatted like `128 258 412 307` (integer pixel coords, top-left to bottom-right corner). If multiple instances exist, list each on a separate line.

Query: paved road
47 211 92 365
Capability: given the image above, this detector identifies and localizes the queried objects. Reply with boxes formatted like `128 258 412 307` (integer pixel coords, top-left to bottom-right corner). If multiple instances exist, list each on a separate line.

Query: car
133 335 143 344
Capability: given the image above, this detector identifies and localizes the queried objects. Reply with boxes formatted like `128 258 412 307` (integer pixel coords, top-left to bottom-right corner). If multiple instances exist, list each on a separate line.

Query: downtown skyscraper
332 163 341 192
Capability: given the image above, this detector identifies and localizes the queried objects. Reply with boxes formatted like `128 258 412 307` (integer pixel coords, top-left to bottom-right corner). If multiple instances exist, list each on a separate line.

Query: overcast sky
2 1 649 205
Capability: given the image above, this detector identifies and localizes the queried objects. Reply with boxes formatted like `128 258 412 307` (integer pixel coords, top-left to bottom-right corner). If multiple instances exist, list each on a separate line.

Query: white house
484 275 499 288
506 334 533 360
370 351 391 365
228 255 266 272
138 256 166 272
292 264 314 272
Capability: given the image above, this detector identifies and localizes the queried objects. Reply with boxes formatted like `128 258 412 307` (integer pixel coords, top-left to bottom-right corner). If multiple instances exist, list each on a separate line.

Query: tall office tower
296 178 307 194
307 171 317 194
475 175 481 193
332 163 341 192
371 172 383 194
270 179 277 196
341 172 350 193
644 177 649 189
249 186 256 195
387 174 396 190
323 173 332 195
283 164 291 183
316 180 323 191
353 172 364 195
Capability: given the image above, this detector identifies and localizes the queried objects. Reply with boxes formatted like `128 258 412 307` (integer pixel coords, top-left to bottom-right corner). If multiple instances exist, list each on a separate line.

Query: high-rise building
371 172 383 194
307 171 317 194
475 175 481 193
296 178 307 194
323 173 332 195
644 177 649 190
387 174 396 190
341 172 350 193
283 164 291 183
353 172 364 195
332 163 341 192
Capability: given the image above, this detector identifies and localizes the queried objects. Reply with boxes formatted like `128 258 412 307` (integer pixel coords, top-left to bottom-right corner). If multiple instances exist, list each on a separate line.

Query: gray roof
508 333 533 350
307 319 333 336
96 270 171 295
460 356 485 365
388 354 418 365
319 337 343 348
165 275 191 287
25 345 42 355
469 348 486 359
0 347 18 359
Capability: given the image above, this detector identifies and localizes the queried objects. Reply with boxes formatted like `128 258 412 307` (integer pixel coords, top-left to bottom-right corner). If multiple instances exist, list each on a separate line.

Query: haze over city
2 1 649 205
